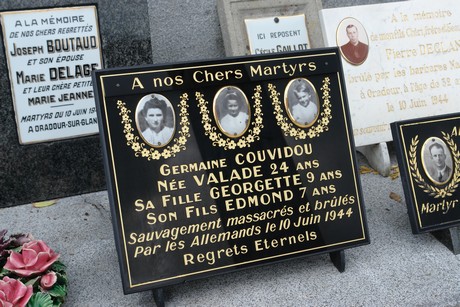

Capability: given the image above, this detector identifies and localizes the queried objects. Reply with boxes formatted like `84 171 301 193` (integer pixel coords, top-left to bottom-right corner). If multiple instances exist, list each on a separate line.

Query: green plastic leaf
50 261 66 273
47 284 67 298
24 276 40 286
26 293 53 307
0 268 10 277
10 246 22 253
55 272 68 285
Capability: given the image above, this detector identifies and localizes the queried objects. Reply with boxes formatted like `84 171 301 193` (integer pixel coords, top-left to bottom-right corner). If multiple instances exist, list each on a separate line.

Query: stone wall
0 0 397 207
0 0 152 207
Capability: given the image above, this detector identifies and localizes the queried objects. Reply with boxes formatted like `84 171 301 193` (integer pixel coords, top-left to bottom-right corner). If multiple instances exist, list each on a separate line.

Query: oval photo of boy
284 78 319 128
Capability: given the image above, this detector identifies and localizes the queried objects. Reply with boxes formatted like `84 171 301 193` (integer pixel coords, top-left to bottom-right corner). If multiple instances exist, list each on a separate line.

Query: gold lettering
254 231 317 252
131 77 144 90
192 69 243 83
249 62 316 77
134 199 155 211
421 199 458 214
183 245 248 266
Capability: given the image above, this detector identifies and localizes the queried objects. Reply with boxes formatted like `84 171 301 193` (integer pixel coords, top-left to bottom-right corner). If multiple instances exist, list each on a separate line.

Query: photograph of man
285 78 319 127
422 138 453 184
136 94 175 147
337 18 369 65
214 87 250 137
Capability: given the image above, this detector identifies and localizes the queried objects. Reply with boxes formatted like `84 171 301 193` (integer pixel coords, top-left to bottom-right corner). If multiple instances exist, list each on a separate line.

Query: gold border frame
117 93 190 161
284 78 320 128
135 93 177 148
197 85 263 150
398 116 460 230
336 17 369 66
98 53 367 290
269 77 331 140
420 136 453 186
408 132 460 199
212 86 251 138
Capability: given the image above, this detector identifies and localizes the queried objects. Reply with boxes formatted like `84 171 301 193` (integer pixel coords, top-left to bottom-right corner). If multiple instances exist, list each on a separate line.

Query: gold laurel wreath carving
196 85 263 150
409 132 460 198
116 93 191 160
269 77 332 139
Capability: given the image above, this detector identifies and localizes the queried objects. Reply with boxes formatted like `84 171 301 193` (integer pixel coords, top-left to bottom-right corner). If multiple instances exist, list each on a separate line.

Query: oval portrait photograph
421 137 453 185
213 86 250 138
135 93 175 148
284 78 319 128
336 17 369 65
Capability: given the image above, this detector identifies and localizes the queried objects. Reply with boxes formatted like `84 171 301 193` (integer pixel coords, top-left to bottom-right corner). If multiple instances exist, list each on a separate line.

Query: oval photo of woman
135 94 175 148
284 78 319 128
213 86 250 138
421 137 453 185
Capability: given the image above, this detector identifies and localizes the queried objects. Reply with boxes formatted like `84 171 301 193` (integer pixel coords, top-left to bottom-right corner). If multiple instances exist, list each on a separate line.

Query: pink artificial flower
0 276 33 307
40 271 57 290
0 230 12 257
4 240 60 277
9 233 34 247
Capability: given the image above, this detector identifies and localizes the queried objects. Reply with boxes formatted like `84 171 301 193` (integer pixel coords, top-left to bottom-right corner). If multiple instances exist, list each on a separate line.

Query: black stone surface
391 114 460 233
0 0 152 207
94 48 369 293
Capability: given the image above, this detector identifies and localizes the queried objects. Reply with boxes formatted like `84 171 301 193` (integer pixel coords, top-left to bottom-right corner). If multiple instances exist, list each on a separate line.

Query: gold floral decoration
116 93 190 160
269 77 332 139
196 85 263 150
409 132 460 198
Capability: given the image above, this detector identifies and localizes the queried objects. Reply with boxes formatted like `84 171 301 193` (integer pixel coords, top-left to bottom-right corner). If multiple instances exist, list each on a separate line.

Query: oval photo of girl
213 86 250 138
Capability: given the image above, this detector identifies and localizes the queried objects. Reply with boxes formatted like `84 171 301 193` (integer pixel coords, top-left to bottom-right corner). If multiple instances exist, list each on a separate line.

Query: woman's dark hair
143 95 167 117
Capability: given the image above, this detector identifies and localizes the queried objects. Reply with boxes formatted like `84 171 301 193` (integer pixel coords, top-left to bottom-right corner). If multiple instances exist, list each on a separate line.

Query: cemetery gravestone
0 6 103 144
320 0 460 146
93 48 369 293
392 114 460 234
0 0 152 207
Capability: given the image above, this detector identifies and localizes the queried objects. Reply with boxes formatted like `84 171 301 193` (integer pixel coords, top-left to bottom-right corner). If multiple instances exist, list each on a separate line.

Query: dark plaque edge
391 112 460 234
93 48 370 294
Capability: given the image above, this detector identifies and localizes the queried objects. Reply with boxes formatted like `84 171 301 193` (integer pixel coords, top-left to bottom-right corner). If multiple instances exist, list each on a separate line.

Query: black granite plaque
392 114 460 234
93 48 369 294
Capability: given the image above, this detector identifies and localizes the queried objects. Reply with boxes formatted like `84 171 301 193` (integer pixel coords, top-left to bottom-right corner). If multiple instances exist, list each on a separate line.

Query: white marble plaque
320 0 460 146
0 6 103 144
245 14 310 55
217 0 323 57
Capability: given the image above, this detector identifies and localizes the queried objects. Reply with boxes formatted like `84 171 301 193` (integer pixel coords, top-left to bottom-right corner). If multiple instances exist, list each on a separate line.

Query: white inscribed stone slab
217 0 323 56
0 6 102 144
245 14 310 55
320 0 460 146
